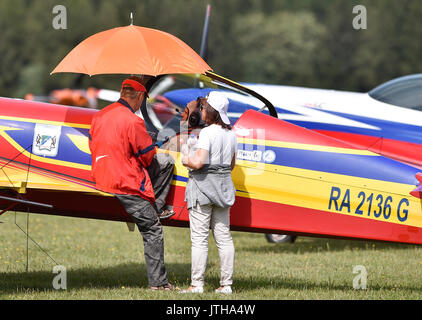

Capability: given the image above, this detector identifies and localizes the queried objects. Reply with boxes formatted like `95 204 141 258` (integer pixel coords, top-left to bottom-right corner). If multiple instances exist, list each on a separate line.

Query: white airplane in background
243 74 422 169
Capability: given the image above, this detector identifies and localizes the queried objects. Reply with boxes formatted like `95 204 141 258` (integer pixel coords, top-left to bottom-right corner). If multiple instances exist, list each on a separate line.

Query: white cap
206 91 231 125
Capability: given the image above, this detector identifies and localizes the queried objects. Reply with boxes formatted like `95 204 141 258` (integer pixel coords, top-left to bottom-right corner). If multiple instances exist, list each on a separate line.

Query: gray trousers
114 153 174 287
147 153 175 213
116 193 168 287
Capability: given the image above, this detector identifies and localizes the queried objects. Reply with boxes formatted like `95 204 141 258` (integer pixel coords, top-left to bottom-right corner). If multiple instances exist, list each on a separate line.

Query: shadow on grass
0 262 191 294
1 260 422 295
238 236 419 254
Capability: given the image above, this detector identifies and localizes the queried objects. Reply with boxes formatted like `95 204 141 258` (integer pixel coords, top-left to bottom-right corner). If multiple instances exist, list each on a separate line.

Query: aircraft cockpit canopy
144 72 276 142
369 74 422 111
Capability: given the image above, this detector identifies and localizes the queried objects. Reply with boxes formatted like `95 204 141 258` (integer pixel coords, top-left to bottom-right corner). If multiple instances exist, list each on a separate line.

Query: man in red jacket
89 76 177 290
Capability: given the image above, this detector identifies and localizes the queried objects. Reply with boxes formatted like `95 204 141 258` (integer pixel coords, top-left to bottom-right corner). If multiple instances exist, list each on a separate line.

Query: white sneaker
180 286 204 293
215 286 232 294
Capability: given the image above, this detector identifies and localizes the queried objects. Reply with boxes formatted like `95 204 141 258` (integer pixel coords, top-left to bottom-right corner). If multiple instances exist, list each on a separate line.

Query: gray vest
185 165 236 209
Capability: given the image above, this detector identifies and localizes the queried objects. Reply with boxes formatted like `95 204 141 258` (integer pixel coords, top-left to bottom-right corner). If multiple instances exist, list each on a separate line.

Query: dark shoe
159 209 175 220
151 283 180 291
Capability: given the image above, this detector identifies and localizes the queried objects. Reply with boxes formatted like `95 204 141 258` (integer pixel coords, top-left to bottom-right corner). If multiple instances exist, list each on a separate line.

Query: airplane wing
0 155 131 222
0 157 100 194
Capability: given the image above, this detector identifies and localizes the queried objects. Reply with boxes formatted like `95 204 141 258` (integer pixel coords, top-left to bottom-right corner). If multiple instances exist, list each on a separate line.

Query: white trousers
189 202 235 287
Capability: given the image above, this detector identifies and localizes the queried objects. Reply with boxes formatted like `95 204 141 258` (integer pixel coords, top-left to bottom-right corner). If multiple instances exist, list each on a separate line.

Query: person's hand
181 143 189 156
181 155 189 166
155 136 169 148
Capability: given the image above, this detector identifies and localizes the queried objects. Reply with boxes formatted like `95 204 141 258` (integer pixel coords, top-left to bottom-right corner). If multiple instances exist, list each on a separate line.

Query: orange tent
51 25 212 76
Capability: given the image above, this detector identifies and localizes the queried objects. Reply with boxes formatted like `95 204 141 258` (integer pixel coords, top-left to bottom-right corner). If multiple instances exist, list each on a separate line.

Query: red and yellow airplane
1 71 422 245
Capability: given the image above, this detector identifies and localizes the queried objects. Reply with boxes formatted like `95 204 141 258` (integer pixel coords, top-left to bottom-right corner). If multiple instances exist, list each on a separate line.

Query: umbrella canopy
51 25 212 76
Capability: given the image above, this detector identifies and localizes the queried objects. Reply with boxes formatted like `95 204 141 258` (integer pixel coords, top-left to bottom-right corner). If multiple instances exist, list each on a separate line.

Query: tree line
1 0 422 99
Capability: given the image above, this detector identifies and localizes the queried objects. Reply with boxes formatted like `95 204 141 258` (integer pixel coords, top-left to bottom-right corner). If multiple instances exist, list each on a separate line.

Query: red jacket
89 99 156 203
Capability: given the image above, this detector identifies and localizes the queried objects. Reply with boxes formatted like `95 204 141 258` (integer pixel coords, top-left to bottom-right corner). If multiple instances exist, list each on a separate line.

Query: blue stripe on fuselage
2 118 418 187
238 143 419 186
0 119 92 165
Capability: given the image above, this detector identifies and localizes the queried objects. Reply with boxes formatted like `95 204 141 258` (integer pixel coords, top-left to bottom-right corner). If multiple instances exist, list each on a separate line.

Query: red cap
121 79 149 97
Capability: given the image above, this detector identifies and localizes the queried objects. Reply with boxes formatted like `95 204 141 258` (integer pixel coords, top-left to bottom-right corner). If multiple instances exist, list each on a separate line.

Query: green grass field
1 211 422 300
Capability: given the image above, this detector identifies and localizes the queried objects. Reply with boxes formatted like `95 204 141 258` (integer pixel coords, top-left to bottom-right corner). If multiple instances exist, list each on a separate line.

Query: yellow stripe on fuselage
67 134 91 154
169 151 422 229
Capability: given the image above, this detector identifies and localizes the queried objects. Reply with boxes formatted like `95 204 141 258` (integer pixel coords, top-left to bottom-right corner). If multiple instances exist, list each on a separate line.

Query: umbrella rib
134 27 156 76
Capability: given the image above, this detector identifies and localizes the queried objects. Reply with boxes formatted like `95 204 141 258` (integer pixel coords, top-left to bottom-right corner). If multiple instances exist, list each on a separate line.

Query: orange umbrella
51 25 212 76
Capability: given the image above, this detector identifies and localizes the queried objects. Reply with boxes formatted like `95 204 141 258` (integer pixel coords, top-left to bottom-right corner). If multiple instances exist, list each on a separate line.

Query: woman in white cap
181 91 238 294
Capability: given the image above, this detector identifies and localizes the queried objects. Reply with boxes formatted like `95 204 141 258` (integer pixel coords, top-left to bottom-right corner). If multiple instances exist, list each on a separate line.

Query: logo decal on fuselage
32 123 62 157
263 150 276 163
36 134 57 151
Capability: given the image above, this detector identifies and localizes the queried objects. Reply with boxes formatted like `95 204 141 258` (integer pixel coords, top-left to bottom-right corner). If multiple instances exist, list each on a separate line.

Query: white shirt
196 124 238 166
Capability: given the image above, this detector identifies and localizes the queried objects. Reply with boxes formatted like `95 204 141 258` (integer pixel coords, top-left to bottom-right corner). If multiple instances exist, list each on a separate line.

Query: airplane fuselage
1 97 422 245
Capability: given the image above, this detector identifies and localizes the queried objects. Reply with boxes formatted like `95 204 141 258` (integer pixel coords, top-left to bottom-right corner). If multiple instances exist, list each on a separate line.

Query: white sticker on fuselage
237 149 262 162
32 123 62 157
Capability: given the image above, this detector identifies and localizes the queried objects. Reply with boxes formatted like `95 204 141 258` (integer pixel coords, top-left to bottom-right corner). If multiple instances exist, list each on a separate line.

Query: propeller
199 4 211 62
195 3 211 88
